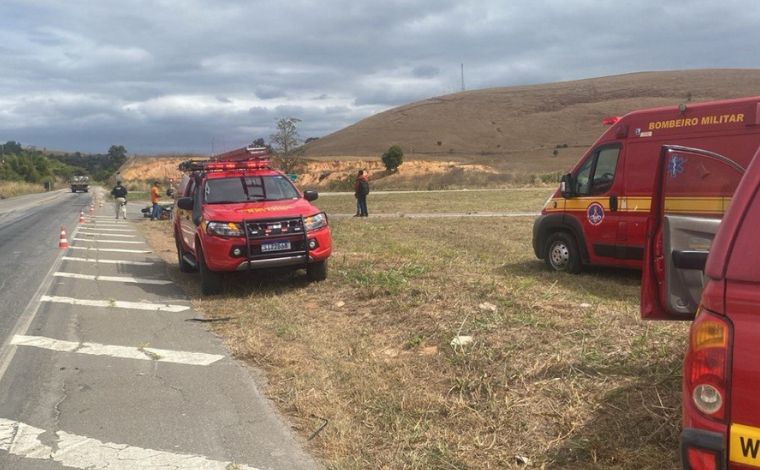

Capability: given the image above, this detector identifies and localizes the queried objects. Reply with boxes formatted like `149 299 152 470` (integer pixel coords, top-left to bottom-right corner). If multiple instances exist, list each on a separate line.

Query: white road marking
71 238 145 244
54 272 171 285
69 246 151 254
76 231 136 238
79 227 135 232
0 418 259 469
40 295 189 312
62 256 153 266
11 335 224 366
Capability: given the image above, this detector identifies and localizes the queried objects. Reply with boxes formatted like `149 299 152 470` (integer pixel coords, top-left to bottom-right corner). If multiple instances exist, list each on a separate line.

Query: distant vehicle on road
70 175 89 193
533 96 760 273
641 144 760 469
173 146 332 295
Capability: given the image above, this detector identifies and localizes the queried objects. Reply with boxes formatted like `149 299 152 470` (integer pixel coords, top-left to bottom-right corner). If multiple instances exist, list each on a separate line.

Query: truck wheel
175 237 196 273
307 260 328 282
198 245 223 295
544 232 581 273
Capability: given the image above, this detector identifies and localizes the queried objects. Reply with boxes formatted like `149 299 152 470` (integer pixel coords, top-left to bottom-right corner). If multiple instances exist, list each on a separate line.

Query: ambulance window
591 147 620 193
574 157 594 195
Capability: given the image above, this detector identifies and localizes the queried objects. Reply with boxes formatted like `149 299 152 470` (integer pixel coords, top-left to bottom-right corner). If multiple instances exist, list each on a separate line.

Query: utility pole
461 63 465 92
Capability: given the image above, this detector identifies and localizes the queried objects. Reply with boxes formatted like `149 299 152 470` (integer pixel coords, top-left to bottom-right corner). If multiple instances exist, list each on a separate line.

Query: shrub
381 145 404 172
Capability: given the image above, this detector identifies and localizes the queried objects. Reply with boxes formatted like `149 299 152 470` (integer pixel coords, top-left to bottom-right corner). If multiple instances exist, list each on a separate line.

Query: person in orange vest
150 181 161 220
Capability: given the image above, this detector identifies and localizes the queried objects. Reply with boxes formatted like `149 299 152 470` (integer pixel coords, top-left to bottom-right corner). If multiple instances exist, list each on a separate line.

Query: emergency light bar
601 116 621 125
179 145 272 173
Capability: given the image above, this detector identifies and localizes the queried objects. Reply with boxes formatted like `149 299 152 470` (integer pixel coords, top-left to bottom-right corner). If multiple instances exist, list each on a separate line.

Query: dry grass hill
303 69 760 172
122 69 760 189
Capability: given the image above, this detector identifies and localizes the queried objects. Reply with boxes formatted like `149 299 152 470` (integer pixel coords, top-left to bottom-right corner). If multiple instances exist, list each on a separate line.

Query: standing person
110 180 128 219
150 181 161 220
353 169 369 217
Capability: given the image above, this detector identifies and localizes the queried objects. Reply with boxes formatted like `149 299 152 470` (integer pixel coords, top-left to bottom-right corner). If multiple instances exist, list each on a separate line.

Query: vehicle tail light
685 308 731 421
686 447 719 470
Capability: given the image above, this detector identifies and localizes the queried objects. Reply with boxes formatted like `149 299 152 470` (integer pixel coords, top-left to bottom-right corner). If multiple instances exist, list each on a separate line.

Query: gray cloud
1 0 759 153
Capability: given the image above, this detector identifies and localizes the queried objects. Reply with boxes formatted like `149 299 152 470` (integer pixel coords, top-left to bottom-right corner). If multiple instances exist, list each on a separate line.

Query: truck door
570 143 625 263
641 145 745 320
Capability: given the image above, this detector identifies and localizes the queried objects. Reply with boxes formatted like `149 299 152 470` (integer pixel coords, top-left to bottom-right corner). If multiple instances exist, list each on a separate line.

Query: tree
382 145 404 172
108 145 127 160
269 117 301 154
251 137 266 147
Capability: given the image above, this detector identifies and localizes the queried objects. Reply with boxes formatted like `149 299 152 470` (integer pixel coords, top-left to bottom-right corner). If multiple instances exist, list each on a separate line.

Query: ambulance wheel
198 245 223 295
176 237 196 273
544 232 581 273
307 260 328 282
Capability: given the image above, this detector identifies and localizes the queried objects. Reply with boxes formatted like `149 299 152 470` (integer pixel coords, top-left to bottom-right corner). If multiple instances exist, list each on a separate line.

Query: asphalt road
0 189 318 469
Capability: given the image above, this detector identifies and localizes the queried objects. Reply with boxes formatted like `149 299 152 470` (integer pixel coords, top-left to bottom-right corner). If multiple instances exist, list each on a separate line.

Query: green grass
314 188 552 214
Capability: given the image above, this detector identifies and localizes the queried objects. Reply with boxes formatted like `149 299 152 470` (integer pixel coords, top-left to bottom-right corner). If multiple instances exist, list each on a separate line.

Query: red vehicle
173 146 332 295
641 144 760 469
533 96 760 273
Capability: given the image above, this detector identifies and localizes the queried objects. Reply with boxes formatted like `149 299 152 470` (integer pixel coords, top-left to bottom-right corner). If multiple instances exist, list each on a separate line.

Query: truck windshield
204 175 299 203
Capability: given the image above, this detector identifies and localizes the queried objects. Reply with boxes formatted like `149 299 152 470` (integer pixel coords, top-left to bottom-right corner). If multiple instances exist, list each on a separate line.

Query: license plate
730 423 760 466
261 240 291 253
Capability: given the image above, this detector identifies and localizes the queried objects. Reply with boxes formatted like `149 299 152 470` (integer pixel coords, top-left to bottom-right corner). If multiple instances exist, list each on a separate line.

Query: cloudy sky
1 0 759 155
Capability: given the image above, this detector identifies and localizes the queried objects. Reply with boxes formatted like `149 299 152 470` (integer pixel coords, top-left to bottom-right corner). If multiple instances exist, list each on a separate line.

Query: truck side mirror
560 174 575 198
177 197 193 210
303 190 319 201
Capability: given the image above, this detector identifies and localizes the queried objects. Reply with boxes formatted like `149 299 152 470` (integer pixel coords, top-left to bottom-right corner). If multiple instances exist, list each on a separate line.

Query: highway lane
0 191 91 344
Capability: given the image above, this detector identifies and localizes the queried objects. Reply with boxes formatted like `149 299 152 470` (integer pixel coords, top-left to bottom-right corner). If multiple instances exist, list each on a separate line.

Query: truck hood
202 199 321 222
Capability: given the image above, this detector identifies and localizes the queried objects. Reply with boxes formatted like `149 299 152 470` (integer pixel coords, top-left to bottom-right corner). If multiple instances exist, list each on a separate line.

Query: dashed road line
71 238 145 244
76 231 136 238
40 295 189 312
62 256 154 266
54 272 172 285
78 227 135 232
0 418 258 469
11 335 224 366
69 246 151 254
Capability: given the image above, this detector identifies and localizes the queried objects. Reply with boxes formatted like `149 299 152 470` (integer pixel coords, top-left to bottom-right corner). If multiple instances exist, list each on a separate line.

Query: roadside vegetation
137 190 688 469
0 141 127 198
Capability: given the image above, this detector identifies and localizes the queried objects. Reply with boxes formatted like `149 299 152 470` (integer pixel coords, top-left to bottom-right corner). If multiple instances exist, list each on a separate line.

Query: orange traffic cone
79 211 85 224
89 204 94 214
58 225 69 249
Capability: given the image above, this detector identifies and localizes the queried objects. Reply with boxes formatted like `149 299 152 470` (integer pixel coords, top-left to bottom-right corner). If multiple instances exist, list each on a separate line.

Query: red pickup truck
641 144 760 469
173 146 332 295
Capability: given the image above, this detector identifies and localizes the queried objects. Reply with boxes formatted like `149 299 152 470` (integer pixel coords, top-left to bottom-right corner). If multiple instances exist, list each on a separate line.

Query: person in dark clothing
353 170 369 217
110 180 128 219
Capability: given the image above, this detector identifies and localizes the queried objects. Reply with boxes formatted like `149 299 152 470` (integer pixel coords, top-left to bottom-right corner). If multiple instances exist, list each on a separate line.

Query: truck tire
306 260 328 282
175 237 196 273
198 245 223 295
544 232 582 273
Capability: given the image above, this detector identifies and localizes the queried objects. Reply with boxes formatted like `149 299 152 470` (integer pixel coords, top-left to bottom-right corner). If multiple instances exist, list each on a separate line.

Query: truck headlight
206 222 244 237
304 212 327 232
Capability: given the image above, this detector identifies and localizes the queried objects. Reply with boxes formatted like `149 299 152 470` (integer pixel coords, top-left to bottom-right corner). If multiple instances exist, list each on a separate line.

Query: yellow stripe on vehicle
730 423 760 466
542 196 730 215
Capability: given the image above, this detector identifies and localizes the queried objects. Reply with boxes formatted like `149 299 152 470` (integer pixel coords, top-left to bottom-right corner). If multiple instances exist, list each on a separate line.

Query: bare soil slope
303 69 760 172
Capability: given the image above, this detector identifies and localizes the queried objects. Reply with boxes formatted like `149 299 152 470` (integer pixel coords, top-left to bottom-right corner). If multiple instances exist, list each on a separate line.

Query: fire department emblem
587 202 605 226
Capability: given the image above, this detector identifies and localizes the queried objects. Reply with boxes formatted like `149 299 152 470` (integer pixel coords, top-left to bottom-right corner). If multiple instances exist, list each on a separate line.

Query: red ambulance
532 96 760 273
641 143 760 469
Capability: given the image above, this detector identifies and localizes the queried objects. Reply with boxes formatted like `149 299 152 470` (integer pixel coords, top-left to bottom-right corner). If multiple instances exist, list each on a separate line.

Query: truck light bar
179 145 272 173
601 116 621 125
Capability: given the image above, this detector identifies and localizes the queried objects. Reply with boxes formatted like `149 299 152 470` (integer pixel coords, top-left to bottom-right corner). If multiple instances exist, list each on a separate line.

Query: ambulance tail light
601 116 621 125
684 307 731 421
685 447 719 470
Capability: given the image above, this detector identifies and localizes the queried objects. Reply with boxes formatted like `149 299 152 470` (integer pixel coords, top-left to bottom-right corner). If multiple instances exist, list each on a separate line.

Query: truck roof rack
179 146 272 173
